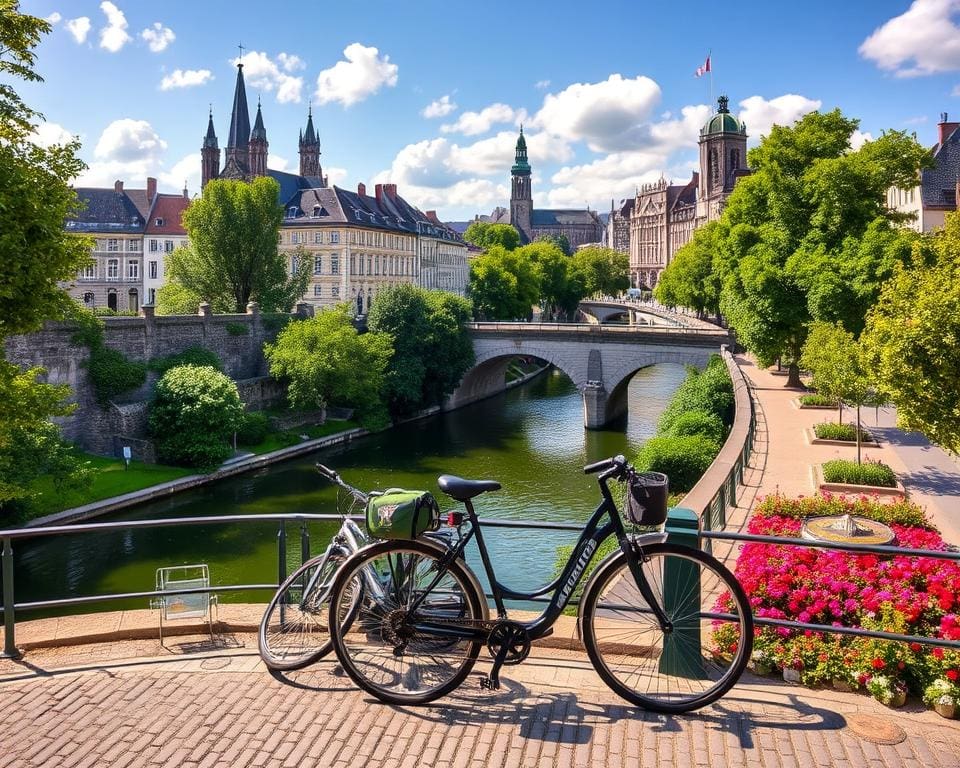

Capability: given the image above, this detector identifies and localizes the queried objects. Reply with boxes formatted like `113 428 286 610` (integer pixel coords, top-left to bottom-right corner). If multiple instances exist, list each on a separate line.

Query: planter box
812 463 907 499
804 427 880 448
794 399 839 410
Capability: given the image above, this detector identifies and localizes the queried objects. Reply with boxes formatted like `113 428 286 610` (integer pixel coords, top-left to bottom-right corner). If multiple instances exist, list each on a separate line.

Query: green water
12 365 687 614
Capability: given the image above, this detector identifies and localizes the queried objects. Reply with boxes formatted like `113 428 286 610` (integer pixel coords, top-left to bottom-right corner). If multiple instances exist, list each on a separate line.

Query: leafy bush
149 346 223 376
235 412 270 446
87 346 147 404
664 410 726 443
822 459 897 488
658 356 734 432
754 493 930 528
799 393 837 407
225 322 250 336
813 422 871 442
148 365 244 469
634 434 721 493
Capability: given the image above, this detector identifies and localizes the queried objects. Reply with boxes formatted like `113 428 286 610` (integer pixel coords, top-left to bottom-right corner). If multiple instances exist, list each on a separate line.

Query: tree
165 177 310 313
571 246 629 297
0 0 46 137
367 285 475 416
148 365 244 469
520 241 583 321
654 222 724 318
156 282 203 315
264 306 392 428
713 110 929 386
463 221 521 251
467 245 540 320
863 212 960 453
536 232 572 256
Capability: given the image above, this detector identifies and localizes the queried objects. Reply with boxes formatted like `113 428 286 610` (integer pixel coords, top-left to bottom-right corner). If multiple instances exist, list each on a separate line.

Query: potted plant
923 679 957 718
866 675 907 708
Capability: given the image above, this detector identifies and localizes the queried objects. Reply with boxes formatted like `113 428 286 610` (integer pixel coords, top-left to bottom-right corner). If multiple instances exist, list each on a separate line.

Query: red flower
909 642 921 653
933 648 945 660
897 661 905 671
871 658 886 670
947 670 959 682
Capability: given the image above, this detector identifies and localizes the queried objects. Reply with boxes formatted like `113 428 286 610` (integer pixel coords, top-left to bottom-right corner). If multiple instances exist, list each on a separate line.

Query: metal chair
151 564 219 645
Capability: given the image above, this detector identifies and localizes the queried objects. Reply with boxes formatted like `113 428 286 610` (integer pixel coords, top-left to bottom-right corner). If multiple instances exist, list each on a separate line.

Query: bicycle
325 455 753 713
258 463 463 671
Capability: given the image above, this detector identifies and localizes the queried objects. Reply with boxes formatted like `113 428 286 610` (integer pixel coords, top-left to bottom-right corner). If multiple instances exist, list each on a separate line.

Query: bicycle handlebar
316 463 369 504
583 455 626 475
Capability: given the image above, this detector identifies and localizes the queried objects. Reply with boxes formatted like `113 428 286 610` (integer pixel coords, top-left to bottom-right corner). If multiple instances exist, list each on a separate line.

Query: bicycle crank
482 620 530 691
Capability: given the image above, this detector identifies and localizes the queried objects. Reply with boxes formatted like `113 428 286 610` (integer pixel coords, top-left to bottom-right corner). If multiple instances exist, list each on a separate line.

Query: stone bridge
449 322 733 428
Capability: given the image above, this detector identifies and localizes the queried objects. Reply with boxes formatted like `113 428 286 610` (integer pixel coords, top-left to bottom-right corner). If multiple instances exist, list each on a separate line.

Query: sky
16 0 960 220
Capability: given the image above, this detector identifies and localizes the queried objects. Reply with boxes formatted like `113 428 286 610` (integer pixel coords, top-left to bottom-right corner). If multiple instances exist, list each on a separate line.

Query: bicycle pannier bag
626 472 669 526
366 489 440 540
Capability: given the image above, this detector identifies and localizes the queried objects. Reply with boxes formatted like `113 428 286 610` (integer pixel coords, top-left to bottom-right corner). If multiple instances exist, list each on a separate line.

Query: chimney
426 210 440 224
357 182 366 197
384 183 397 200
374 183 384 204
939 112 960 146
114 180 124 193
146 176 157 202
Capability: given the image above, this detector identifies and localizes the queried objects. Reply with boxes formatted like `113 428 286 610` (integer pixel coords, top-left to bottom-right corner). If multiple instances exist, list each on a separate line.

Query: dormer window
313 205 321 217
155 218 164 226
288 207 298 218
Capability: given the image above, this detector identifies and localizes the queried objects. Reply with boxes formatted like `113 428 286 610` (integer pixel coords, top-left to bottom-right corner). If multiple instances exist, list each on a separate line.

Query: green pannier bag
366 488 440 540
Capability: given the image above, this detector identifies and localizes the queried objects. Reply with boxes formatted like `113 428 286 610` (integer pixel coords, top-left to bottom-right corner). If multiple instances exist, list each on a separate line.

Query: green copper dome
511 126 531 175
701 96 746 136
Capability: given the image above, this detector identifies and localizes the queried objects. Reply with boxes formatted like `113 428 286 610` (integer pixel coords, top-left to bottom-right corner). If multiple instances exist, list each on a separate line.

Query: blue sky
18 0 960 219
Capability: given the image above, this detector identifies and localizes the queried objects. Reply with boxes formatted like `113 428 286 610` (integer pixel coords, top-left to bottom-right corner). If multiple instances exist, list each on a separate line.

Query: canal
12 364 688 615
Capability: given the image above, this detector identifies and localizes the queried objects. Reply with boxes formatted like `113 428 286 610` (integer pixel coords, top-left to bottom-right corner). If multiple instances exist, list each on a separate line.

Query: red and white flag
695 55 711 78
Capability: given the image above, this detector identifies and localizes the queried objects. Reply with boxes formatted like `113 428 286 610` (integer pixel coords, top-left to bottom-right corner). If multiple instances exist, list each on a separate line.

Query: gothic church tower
299 105 323 180
510 127 533 242
201 109 220 189
248 98 269 178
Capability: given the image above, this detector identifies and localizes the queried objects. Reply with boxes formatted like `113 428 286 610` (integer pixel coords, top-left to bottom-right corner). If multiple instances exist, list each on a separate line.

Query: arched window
107 290 118 312
730 148 741 171
709 148 720 189
83 292 95 305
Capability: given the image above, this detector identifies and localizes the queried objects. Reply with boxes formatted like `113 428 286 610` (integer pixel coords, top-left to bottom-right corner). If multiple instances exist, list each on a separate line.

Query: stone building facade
628 95 749 288
887 113 960 232
143 193 189 306
606 198 633 254
417 211 470 296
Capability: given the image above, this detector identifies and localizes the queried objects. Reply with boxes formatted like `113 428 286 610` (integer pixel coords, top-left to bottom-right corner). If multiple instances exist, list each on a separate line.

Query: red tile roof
145 194 190 235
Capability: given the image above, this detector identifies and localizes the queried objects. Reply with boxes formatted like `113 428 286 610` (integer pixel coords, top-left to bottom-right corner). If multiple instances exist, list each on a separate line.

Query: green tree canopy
862 212 960 453
463 221 521 251
165 177 310 313
535 232 572 256
519 241 584 321
655 222 724 318
367 284 475 416
571 246 630 297
264 306 392 428
467 245 541 320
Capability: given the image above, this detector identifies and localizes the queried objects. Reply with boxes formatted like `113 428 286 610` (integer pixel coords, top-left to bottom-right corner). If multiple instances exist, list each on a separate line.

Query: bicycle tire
328 540 487 705
580 542 752 713
259 549 349 671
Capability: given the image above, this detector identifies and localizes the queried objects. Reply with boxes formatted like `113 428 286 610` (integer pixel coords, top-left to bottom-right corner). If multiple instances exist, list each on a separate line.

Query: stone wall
4 304 309 457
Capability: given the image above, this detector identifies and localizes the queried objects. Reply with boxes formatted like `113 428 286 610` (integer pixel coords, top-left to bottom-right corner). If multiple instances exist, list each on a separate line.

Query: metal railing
467 321 729 337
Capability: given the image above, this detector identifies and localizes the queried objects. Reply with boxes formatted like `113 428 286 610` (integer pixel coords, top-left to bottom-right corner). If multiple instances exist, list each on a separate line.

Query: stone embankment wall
4 304 308 457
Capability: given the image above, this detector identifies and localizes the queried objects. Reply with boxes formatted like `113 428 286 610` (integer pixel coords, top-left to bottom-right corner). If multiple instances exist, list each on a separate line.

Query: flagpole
709 49 713 108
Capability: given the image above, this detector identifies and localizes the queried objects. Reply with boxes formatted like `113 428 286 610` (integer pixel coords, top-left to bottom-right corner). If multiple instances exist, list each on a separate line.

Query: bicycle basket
625 472 669 526
366 489 440 540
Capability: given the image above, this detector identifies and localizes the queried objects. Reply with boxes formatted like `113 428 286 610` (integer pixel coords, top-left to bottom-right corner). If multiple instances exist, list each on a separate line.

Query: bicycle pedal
480 676 500 691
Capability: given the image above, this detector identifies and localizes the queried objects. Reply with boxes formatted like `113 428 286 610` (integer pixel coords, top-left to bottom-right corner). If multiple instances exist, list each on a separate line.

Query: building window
148 288 156 305
83 292 94 305
314 255 322 274
291 254 299 274
81 260 96 280
127 260 139 280
149 239 158 252
288 207 298 218
155 218 164 226
148 260 158 279
164 240 174 253
332 286 340 298
107 259 119 280
107 291 118 312
730 148 740 170
128 240 141 252
314 232 323 244
107 239 119 252
312 205 321 217
330 232 340 244
709 149 720 189
313 284 322 297
331 254 340 274
128 289 139 314
350 254 356 275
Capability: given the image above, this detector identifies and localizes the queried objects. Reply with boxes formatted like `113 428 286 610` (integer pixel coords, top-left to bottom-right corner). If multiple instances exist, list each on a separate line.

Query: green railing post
2 536 19 660
299 522 310 566
659 508 705 679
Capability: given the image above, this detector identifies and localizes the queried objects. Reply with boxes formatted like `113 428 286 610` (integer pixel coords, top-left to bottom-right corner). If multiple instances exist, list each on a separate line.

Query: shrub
634 434 721 493
149 346 223 376
87 346 147 404
225 322 250 336
813 422 871 442
658 356 734 432
799 393 837 407
664 410 726 443
235 412 269 446
754 493 930 528
148 365 244 469
822 459 897 488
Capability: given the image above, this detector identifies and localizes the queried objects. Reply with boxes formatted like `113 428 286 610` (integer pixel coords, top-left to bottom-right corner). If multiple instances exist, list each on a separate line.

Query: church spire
203 107 218 149
302 103 318 145
248 96 269 178
201 106 220 189
251 97 267 141
512 125 530 174
226 61 251 151
298 102 322 180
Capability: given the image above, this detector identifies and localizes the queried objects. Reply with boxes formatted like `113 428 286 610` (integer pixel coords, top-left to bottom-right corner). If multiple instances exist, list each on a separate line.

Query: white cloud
850 130 874 150
326 167 348 185
535 79 551 90
954 84 960 96
94 119 166 163
422 95 457 119
532 74 662 152
29 121 75 148
160 69 212 90
738 94 822 138
315 43 398 107
46 12 62 24
158 153 200 196
268 154 290 172
441 103 520 136
277 52 305 72
98 1 131 53
545 151 678 209
141 22 175 53
450 130 572 176
66 16 91 44
647 104 713 153
233 51 304 104
859 0 960 77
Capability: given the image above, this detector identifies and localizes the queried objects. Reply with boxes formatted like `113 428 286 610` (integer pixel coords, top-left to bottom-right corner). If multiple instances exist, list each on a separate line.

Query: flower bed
821 459 897 488
714 494 960 709
813 422 872 443
798 393 837 408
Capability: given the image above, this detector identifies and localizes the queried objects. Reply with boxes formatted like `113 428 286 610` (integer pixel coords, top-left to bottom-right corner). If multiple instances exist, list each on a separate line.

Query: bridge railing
467 321 729 336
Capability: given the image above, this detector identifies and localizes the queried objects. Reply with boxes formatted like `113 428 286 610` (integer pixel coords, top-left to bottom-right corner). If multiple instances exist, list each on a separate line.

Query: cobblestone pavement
2 637 960 768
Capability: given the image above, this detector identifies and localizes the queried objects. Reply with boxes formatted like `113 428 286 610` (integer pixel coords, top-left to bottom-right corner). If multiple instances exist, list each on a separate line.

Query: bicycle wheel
328 540 486 705
259 548 352 671
581 543 752 713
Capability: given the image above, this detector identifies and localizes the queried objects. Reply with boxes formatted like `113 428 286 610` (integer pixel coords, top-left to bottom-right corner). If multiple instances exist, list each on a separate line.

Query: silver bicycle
258 463 459 671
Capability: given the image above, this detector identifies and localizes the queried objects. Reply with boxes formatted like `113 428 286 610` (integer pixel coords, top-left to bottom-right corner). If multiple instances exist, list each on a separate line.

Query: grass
799 393 838 407
243 419 359 455
813 422 872 442
821 459 897 488
21 454 195 519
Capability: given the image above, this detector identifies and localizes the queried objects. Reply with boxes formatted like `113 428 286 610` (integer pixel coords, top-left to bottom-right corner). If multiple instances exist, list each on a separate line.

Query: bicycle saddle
437 475 501 501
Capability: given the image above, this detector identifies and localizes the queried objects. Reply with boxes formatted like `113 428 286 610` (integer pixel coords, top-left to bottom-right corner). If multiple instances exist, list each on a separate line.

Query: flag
695 55 711 78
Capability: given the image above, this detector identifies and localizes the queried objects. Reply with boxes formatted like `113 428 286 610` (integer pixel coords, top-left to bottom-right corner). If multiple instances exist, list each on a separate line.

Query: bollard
659 508 705 679
2 537 19 660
